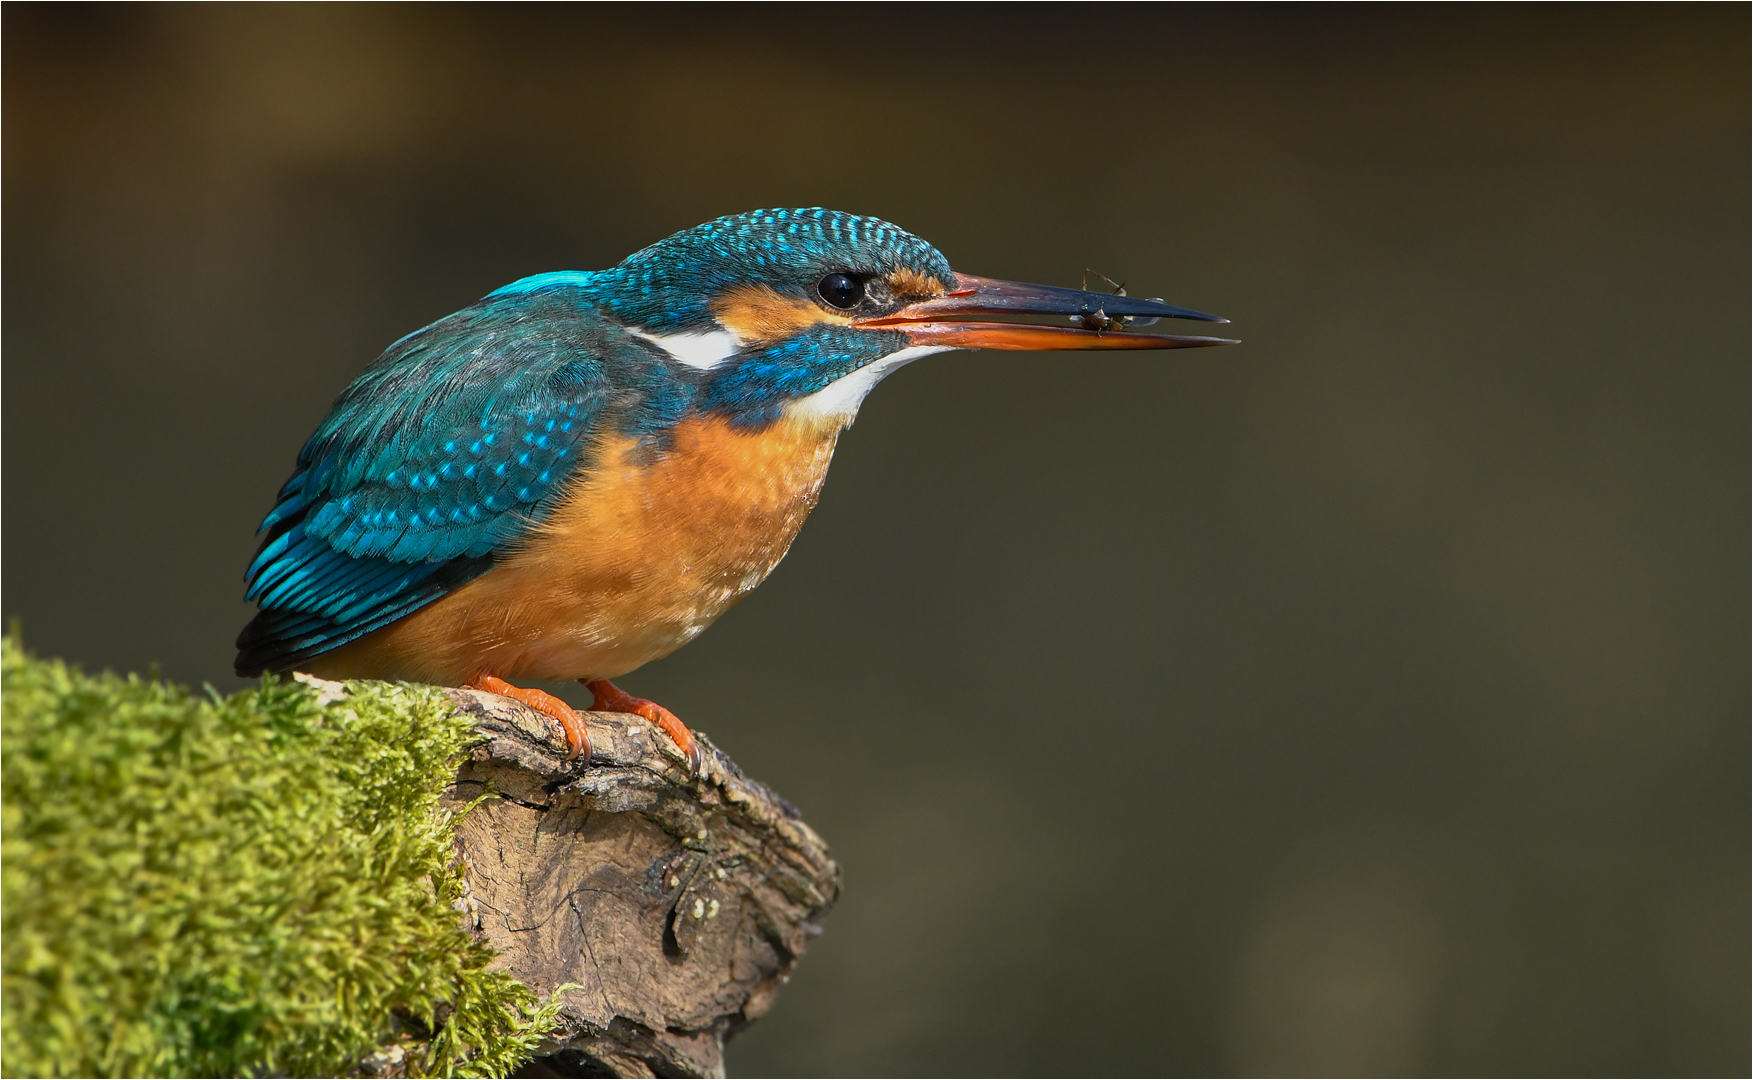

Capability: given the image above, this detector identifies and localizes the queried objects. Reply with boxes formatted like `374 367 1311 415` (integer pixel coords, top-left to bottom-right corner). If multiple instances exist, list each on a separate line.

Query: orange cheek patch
710 283 851 346
886 267 948 299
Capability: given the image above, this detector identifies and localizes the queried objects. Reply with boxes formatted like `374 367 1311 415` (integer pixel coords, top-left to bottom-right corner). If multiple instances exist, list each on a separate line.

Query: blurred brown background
4 5 1747 1075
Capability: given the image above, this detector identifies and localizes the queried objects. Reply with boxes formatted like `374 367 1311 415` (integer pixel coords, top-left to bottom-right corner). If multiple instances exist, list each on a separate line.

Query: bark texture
440 688 840 1078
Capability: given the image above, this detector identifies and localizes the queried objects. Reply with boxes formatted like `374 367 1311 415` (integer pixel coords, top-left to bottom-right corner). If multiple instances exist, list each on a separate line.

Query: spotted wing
235 289 680 675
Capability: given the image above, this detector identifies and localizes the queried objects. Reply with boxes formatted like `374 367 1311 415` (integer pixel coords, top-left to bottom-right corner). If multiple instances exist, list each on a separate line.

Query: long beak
855 273 1239 350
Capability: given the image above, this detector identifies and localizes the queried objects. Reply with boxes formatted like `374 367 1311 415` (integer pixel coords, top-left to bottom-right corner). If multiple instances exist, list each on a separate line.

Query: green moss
1 637 565 1078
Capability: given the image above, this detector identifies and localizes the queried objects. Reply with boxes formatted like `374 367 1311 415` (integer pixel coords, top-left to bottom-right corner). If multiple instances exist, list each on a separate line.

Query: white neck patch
632 327 742 370
783 345 955 425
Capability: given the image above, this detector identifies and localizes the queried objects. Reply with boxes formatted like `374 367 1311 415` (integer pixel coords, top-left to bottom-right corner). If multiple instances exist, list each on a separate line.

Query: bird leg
466 674 590 761
583 679 702 775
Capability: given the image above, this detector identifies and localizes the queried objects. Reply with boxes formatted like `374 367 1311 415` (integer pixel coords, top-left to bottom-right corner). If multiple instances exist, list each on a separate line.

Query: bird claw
583 679 702 775
467 674 591 762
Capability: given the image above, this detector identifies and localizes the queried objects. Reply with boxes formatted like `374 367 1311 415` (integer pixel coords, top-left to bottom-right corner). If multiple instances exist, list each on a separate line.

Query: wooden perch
438 688 840 1079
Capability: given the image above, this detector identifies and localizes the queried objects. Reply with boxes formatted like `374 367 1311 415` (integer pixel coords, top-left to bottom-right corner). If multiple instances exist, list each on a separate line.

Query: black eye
817 273 864 309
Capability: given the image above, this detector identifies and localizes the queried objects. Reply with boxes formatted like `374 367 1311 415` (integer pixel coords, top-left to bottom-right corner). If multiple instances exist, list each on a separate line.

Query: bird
236 208 1234 769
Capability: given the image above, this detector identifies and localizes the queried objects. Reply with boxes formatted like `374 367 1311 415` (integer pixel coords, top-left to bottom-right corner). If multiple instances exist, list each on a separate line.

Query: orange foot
583 679 702 774
467 674 590 762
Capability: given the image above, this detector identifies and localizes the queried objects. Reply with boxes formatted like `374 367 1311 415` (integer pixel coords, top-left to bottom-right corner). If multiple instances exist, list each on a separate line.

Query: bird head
496 208 1235 427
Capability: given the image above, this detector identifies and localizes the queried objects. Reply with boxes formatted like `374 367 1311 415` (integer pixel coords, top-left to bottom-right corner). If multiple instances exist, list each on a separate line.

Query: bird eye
817 273 864 309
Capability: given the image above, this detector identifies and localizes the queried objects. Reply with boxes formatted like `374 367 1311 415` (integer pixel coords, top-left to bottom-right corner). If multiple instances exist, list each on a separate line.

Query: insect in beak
855 273 1238 352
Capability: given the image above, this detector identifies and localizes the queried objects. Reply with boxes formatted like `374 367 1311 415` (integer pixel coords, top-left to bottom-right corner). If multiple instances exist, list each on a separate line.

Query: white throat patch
783 345 955 425
633 328 742 370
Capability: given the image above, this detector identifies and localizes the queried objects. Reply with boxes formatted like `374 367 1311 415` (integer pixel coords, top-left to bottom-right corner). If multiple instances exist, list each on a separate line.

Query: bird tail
233 556 491 677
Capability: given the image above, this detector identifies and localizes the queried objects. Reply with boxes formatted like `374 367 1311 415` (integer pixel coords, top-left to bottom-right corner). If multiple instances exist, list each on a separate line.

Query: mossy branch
1 640 838 1078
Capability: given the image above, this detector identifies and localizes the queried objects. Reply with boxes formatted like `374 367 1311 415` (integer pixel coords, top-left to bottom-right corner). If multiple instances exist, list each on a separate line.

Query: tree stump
439 688 840 1079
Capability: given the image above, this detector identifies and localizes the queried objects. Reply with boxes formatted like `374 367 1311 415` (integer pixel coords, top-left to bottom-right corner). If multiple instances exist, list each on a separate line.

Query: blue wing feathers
237 558 492 674
237 286 689 676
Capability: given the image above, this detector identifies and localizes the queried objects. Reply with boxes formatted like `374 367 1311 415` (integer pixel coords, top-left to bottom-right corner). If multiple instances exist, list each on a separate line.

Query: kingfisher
236 208 1234 769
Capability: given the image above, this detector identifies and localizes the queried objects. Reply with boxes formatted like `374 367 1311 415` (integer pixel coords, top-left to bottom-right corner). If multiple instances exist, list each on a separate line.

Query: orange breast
306 413 843 685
